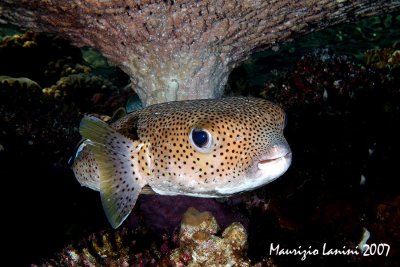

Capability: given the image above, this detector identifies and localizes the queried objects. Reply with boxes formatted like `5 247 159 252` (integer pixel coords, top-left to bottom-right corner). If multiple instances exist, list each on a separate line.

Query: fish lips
251 143 292 184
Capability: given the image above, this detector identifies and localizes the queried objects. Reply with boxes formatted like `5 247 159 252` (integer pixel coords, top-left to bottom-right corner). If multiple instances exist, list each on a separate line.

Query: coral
33 208 254 266
44 60 92 84
363 43 400 85
169 207 251 266
42 73 112 99
0 75 41 90
0 31 123 101
365 43 400 69
34 228 163 266
1 1 399 105
0 31 83 86
258 46 400 112
0 30 132 134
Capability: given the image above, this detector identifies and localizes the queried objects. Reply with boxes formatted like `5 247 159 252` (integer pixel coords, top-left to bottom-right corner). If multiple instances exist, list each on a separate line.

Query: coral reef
0 31 132 163
35 208 253 266
1 25 399 266
1 1 399 105
0 31 129 108
0 31 133 266
259 49 368 109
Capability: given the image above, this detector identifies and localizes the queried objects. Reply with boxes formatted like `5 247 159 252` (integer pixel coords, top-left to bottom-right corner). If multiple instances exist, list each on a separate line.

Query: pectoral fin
79 116 147 228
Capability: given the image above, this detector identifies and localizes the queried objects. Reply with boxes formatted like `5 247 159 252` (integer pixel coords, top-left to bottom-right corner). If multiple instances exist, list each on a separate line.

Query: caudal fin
79 117 147 228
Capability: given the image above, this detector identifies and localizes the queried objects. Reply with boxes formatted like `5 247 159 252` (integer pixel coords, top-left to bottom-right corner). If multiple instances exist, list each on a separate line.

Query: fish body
71 97 292 228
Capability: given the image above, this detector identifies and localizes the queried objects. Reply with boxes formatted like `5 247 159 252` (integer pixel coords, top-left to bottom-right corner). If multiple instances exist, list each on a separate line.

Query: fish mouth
257 152 292 170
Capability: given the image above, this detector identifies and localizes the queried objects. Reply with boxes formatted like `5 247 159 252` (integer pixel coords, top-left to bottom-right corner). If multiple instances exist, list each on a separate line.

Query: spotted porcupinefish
71 97 292 228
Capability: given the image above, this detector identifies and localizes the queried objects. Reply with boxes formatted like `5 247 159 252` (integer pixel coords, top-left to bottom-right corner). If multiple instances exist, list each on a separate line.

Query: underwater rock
169 207 251 266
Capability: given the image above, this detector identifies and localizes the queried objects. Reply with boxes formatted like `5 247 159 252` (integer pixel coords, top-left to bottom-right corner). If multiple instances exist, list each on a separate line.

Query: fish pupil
192 129 208 147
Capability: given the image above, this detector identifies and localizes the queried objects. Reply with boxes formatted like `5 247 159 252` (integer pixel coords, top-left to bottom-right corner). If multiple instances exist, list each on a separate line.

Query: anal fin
141 185 157 195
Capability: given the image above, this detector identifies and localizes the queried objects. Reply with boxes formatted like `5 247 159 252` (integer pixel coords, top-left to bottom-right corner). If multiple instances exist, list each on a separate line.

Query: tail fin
79 117 147 228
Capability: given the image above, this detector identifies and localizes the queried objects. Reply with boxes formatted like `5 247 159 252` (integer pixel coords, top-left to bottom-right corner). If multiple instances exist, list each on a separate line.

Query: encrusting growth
1 0 399 105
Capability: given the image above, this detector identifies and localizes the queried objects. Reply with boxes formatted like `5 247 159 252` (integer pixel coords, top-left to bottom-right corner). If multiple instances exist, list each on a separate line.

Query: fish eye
189 128 213 152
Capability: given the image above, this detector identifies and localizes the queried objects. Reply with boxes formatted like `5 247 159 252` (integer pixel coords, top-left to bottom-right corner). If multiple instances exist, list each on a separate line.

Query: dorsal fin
110 107 127 123
79 116 147 228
